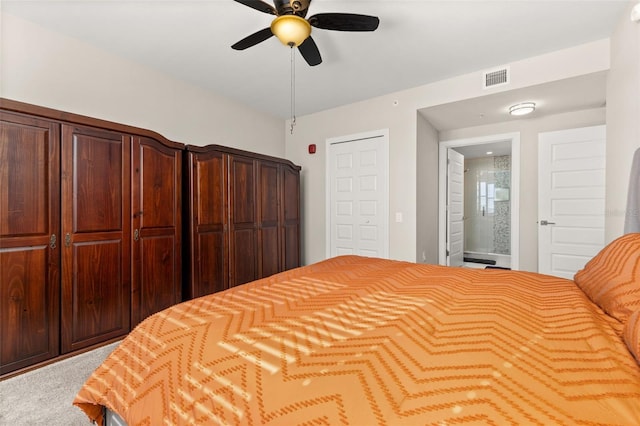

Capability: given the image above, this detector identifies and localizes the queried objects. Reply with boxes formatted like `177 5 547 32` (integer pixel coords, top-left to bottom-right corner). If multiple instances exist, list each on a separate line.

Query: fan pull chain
290 46 296 135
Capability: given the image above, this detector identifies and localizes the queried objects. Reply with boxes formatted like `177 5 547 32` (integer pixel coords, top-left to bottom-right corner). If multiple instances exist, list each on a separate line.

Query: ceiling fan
231 0 380 66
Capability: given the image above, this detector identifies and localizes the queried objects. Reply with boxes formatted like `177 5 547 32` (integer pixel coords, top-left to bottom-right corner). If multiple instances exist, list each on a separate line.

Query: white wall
0 13 284 156
5 9 632 267
286 39 610 265
606 2 640 242
416 113 439 264
439 108 605 272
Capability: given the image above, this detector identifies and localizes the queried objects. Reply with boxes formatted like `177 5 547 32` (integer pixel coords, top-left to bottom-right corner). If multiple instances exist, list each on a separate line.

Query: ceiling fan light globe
632 2 640 23
271 15 311 47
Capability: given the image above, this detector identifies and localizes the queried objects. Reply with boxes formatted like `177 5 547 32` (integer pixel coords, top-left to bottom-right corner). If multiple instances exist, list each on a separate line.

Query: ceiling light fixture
509 102 536 116
271 15 311 47
269 15 313 135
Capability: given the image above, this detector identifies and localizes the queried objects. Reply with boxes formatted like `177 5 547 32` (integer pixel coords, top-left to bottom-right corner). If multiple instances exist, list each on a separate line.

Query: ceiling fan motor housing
273 0 310 16
291 0 310 12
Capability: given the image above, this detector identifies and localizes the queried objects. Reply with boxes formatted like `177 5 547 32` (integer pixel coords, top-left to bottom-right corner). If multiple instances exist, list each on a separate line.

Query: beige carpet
0 342 119 426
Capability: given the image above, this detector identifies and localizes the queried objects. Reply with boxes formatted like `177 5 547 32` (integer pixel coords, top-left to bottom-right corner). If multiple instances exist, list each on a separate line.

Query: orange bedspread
75 256 640 425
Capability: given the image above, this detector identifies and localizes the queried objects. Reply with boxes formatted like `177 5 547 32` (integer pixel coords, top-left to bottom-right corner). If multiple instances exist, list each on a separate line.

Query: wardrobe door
131 136 182 326
281 164 301 271
185 149 228 299
257 160 280 278
60 125 131 353
0 114 60 375
228 155 257 287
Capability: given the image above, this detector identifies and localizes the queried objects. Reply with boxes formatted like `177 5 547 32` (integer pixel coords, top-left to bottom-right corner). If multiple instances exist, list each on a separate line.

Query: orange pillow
574 233 640 323
623 310 640 363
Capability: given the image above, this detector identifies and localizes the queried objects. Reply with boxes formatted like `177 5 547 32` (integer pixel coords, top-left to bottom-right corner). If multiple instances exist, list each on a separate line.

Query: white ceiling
453 141 512 159
420 71 608 131
2 0 629 120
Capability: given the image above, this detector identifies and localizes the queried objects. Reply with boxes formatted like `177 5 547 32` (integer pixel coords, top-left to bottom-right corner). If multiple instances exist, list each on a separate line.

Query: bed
74 234 640 425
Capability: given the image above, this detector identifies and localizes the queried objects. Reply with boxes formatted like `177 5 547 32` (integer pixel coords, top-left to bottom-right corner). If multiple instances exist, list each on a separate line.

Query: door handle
540 220 556 226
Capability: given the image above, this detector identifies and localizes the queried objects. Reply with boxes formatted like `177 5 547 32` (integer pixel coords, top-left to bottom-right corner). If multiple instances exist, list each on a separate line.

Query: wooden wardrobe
0 99 301 377
183 145 301 299
0 100 183 376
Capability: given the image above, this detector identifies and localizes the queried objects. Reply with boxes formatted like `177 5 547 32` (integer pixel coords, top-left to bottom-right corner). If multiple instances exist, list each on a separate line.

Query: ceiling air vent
483 66 510 89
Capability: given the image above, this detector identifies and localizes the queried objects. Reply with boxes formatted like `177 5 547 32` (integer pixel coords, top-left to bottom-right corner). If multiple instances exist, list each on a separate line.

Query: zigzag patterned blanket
75 256 640 425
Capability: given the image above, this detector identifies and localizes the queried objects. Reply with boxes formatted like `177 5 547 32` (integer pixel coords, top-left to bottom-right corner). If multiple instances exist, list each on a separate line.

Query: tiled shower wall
463 155 511 255
493 155 511 255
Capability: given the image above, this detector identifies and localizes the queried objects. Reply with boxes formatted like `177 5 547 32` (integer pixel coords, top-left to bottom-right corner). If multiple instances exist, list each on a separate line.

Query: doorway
438 133 520 269
325 129 389 259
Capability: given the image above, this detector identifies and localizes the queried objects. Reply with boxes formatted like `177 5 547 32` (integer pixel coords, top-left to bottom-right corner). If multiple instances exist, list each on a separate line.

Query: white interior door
447 149 464 266
327 131 389 258
538 125 606 278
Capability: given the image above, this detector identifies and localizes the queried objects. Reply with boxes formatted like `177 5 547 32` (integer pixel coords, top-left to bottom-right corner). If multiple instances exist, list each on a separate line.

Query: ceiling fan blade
231 27 274 50
233 0 277 15
308 13 380 31
298 36 322 66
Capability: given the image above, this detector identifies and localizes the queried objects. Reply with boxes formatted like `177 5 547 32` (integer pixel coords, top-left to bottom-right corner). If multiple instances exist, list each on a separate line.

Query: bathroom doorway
438 133 520 270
